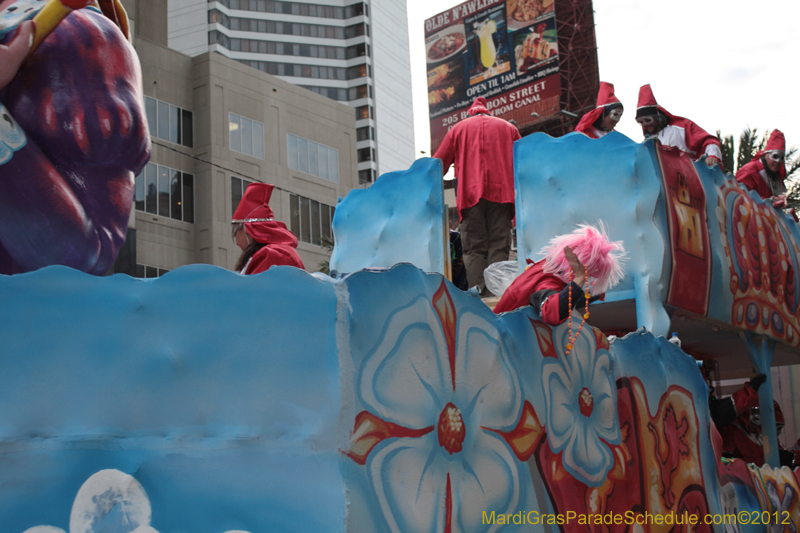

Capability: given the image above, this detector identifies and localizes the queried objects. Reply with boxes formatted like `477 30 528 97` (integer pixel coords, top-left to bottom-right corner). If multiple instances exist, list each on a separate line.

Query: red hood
468 97 489 116
233 182 299 247
575 82 622 133
233 183 275 222
246 220 299 247
636 84 676 121
752 130 787 179
765 129 786 152
753 129 786 160
596 82 621 108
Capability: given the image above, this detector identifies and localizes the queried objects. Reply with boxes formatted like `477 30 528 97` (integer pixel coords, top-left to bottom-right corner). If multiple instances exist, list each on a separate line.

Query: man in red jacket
736 129 788 202
434 96 520 296
635 84 722 167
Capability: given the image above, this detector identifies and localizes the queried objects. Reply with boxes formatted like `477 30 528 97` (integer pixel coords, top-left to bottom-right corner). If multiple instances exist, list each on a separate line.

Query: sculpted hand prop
564 246 585 288
0 20 32 90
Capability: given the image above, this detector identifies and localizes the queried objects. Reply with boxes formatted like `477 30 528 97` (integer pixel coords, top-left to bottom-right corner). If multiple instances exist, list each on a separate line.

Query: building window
231 176 255 215
209 29 230 47
229 112 265 159
134 264 170 278
287 133 339 182
355 105 371 120
212 32 358 61
134 162 195 223
300 85 349 102
210 0 365 20
209 9 350 38
209 9 228 24
356 126 373 141
358 168 376 184
344 2 364 18
346 42 367 59
357 147 371 162
289 193 334 246
348 84 368 101
144 96 193 148
347 63 367 80
233 58 346 81
300 85 368 102
345 22 367 39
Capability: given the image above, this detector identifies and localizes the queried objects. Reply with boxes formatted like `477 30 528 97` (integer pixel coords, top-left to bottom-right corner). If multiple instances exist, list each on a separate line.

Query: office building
115 0 360 276
165 0 415 184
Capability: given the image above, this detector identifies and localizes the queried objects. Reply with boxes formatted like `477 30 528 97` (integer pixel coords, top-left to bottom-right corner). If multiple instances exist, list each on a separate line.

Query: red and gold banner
657 145 712 316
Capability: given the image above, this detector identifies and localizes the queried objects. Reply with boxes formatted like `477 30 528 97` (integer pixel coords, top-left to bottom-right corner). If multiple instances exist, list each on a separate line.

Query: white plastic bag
484 260 519 297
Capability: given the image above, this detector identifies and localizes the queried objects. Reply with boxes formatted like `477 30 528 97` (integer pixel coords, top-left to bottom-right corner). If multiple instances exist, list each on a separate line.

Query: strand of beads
565 264 590 356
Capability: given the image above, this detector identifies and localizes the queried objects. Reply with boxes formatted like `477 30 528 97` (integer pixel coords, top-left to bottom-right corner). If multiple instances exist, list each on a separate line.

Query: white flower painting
22 469 251 533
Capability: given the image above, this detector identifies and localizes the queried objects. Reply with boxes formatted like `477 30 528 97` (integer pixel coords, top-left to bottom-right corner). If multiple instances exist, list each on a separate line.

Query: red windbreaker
493 260 564 316
736 158 786 199
434 97 520 219
242 241 305 275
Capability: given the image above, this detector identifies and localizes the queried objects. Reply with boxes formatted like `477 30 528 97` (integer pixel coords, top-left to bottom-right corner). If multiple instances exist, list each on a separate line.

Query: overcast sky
406 0 800 161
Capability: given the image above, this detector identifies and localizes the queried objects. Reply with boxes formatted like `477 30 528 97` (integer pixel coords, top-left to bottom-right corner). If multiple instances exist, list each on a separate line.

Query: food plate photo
426 23 467 64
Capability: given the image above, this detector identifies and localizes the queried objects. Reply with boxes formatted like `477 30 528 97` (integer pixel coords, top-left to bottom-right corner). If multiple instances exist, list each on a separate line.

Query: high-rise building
165 0 415 185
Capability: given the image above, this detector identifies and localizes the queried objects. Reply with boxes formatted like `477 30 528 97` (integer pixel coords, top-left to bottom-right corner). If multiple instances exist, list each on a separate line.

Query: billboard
425 0 562 153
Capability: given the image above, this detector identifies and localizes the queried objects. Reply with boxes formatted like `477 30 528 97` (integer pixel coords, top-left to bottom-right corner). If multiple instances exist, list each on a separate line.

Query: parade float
0 2 799 533
2 138 799 531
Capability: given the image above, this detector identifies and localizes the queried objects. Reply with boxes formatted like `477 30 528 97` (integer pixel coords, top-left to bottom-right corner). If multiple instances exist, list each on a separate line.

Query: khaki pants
459 199 513 296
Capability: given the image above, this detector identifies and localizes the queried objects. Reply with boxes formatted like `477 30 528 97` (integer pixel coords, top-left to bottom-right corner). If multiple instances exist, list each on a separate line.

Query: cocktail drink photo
475 19 497 69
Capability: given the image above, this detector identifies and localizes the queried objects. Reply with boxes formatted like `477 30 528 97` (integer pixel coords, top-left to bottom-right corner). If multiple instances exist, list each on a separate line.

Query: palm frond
786 146 800 181
317 235 335 274
716 130 734 173
737 127 761 172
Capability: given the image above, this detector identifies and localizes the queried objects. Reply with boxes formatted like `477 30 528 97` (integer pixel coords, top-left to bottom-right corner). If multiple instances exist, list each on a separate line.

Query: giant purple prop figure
0 0 150 274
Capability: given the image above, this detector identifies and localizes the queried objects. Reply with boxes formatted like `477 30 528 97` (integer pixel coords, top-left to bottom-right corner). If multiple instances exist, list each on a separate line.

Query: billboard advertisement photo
426 0 562 152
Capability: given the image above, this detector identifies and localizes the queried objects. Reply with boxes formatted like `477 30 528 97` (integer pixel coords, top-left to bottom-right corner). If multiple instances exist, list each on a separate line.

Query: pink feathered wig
540 223 627 296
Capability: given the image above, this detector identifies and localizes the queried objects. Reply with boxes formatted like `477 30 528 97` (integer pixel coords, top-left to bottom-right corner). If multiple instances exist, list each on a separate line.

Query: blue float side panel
330 157 445 275
0 265 343 533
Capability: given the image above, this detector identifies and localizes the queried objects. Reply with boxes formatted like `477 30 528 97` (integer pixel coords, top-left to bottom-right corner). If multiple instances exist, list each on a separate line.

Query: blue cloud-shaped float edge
329 157 444 275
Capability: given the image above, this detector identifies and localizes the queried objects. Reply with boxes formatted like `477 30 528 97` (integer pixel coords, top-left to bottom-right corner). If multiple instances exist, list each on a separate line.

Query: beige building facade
164 0 415 184
115 6 359 276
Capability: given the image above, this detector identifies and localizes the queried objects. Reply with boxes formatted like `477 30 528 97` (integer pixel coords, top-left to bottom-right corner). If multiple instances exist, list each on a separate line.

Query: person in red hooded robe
709 374 764 428
635 84 722 168
231 183 304 275
434 96 520 296
720 401 795 467
736 129 788 202
493 224 626 322
574 82 623 139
